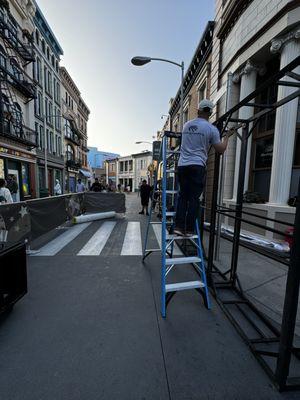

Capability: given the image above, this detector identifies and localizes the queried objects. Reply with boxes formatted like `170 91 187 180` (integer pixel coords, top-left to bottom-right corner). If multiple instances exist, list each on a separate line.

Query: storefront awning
79 169 92 178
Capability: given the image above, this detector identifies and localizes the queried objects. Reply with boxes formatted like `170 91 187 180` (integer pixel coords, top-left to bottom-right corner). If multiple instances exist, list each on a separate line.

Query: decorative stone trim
270 26 300 54
232 60 266 83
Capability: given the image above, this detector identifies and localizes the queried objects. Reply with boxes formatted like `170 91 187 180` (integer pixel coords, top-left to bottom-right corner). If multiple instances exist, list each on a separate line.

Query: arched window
35 29 39 45
66 144 74 161
0 44 6 70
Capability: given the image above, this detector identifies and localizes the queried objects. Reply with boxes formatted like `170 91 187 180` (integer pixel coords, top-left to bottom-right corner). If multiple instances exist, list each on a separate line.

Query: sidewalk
202 232 300 335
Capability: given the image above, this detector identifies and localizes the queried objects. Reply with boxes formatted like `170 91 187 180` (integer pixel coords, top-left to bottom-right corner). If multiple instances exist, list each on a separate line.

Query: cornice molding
270 25 300 53
232 60 266 83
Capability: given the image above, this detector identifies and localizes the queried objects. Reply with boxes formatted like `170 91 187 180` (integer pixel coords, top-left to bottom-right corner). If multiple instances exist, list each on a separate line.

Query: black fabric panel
27 196 69 240
84 193 126 214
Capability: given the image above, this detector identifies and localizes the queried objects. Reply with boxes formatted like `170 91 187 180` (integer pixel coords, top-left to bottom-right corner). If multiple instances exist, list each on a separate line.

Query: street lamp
131 56 184 132
135 141 152 145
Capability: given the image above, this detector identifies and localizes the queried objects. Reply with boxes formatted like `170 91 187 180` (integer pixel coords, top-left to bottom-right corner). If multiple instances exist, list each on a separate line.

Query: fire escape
0 1 37 149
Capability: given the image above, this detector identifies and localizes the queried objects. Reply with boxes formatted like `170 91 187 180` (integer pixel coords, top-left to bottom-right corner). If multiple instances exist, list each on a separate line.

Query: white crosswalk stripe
31 222 91 256
30 220 179 257
77 221 116 256
121 221 143 256
151 224 183 255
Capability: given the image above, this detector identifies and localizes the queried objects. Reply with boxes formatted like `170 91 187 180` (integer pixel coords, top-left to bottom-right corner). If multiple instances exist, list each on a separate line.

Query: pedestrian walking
76 178 85 193
0 178 13 204
54 179 62 195
174 99 229 236
6 174 18 202
91 178 102 192
139 179 151 215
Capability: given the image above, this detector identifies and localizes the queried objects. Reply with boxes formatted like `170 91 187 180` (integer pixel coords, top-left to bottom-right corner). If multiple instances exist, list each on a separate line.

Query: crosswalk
31 220 183 257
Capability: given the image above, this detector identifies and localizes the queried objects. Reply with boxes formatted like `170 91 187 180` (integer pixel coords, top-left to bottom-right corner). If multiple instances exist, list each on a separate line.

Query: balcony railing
1 120 37 147
0 59 36 99
64 132 81 146
66 158 82 169
0 8 34 62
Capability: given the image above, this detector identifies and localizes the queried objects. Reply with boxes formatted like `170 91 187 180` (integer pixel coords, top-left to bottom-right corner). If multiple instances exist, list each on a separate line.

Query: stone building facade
33 1 64 197
60 66 90 192
209 0 300 236
168 22 214 132
0 0 37 200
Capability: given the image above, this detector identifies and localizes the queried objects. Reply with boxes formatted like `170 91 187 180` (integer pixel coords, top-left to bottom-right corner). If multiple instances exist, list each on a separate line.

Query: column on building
231 61 264 199
268 28 300 205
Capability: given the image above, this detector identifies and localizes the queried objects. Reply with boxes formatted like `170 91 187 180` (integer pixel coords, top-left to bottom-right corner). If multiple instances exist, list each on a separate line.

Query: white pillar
232 61 261 200
268 29 300 205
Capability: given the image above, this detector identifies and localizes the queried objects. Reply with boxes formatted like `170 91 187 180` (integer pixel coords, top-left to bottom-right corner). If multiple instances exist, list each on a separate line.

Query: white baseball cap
198 99 214 111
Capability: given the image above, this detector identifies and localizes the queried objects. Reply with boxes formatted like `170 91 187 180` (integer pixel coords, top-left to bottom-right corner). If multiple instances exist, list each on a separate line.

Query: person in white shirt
174 99 229 236
0 178 13 204
76 178 85 193
54 179 62 195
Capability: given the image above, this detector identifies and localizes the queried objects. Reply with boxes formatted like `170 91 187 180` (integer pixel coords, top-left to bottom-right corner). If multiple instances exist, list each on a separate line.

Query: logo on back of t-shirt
188 125 198 132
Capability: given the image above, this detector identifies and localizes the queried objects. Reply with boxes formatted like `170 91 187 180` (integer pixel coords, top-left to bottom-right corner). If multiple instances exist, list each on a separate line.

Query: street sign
152 141 161 161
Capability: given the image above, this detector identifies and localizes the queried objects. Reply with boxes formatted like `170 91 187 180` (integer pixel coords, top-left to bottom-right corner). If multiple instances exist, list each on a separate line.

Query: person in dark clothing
139 179 151 215
91 178 102 192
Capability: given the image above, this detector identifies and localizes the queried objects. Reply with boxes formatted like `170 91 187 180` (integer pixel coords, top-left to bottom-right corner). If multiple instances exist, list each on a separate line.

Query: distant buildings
0 0 91 198
60 67 90 192
88 147 119 168
33 1 64 197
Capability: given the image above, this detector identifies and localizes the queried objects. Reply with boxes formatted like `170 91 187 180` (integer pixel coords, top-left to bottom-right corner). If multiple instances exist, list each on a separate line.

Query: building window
46 47 50 60
44 66 47 91
51 55 54 67
58 136 62 156
183 109 188 124
13 102 23 135
198 82 206 103
66 144 74 161
36 57 42 83
35 29 39 45
249 58 279 201
39 125 44 149
56 60 59 72
45 98 48 120
10 58 22 81
0 44 6 70
41 39 45 54
48 71 52 95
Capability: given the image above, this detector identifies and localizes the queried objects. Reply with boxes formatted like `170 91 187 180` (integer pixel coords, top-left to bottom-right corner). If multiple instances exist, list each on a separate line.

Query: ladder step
167 150 180 154
166 190 178 194
165 280 205 292
166 234 198 240
166 169 176 173
165 256 201 265
166 211 176 217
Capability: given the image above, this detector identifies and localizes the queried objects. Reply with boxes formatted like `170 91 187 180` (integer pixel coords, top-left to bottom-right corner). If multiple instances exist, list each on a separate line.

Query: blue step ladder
143 131 211 318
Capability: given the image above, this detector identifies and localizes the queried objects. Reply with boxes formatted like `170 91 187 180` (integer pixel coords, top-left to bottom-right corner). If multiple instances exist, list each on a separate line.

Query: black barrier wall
0 192 126 251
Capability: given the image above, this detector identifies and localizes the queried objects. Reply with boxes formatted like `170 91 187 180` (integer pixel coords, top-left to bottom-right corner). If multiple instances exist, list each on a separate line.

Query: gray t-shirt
178 118 221 167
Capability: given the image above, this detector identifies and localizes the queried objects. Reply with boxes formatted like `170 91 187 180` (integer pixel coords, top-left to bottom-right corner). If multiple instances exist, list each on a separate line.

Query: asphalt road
0 194 299 400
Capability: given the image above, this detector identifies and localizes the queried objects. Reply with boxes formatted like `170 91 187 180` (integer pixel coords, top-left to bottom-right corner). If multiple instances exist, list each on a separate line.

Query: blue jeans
175 165 205 232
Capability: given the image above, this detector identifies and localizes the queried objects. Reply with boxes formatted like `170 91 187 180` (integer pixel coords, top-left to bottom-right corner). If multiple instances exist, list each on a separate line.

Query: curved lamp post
131 56 184 132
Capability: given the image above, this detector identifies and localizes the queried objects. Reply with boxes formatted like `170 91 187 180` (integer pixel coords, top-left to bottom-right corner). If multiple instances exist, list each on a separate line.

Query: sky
37 0 215 156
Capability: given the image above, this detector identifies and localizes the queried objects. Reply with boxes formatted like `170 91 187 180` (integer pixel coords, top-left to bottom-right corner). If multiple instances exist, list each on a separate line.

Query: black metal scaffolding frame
206 55 300 391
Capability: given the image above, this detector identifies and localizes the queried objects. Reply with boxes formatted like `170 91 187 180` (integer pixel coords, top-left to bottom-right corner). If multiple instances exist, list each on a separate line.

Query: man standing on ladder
174 99 229 236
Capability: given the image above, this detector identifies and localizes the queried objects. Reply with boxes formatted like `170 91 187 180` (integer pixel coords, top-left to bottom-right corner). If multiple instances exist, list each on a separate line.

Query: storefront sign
0 147 35 162
152 141 161 161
